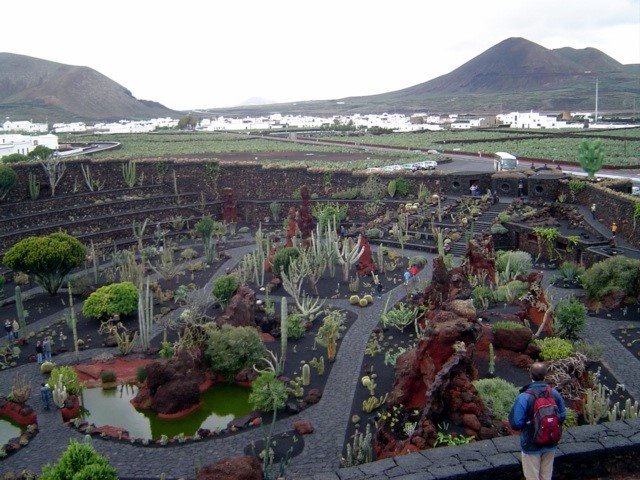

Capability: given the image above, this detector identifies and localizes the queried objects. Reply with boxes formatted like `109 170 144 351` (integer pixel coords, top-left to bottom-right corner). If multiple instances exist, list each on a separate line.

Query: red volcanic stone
250 417 262 427
297 185 314 239
293 420 314 435
0 400 37 426
304 389 321 405
61 395 80 422
217 286 256 329
222 188 238 224
197 455 263 480
462 414 482 432
356 235 376 276
260 333 275 343
493 326 532 352
94 425 129 439
465 235 497 286
460 402 481 416
152 378 200 415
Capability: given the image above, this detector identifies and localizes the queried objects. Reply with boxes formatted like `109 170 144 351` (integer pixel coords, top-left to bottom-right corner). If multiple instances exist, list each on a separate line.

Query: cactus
344 424 373 467
301 364 311 386
172 169 179 195
67 281 80 361
15 286 27 332
349 295 360 305
269 201 281 222
122 160 137 188
348 276 360 293
363 295 373 304
361 376 377 396
138 276 153 350
279 297 288 374
362 393 388 413
90 241 99 285
335 235 365 282
310 356 325 376
583 383 610 425
28 173 40 200
488 343 495 377
358 298 368 307
52 374 68 408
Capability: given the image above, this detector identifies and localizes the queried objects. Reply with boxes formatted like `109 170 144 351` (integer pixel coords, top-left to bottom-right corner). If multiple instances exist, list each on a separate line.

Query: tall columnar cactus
67 281 79 361
52 374 68 408
301 363 311 386
122 160 137 188
90 240 99 285
376 243 385 274
279 297 288 374
15 286 27 331
335 235 365 282
138 276 154 350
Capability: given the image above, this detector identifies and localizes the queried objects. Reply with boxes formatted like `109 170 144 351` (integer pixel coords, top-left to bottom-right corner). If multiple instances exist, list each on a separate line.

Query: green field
62 132 363 159
319 128 640 167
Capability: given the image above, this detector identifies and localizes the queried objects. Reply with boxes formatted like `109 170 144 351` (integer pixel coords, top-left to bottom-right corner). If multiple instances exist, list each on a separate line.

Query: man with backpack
509 362 566 480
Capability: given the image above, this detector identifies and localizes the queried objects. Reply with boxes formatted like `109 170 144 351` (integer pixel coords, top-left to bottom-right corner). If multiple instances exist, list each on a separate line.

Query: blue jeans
44 351 52 361
36 353 43 364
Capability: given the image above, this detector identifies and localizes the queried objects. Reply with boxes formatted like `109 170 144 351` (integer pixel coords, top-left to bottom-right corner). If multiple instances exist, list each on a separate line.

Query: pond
0 417 24 445
81 383 253 440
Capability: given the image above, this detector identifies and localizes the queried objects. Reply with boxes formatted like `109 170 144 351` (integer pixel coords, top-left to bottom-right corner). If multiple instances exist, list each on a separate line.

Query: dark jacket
508 382 566 454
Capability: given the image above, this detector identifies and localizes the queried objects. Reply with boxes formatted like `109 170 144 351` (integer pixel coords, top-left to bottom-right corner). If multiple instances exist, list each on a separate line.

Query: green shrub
40 361 56 374
473 378 519 420
535 337 574 361
3 232 86 295
1 153 28 163
497 212 511 223
238 226 250 233
494 280 529 303
496 251 533 278
287 313 306 340
179 248 198 261
394 177 411 197
312 203 348 231
472 286 494 309
248 371 288 412
136 366 147 383
272 247 300 278
82 282 138 320
27 145 53 160
491 321 526 333
0 164 18 200
554 297 587 341
490 224 508 235
100 371 117 383
564 407 578 427
205 325 266 380
581 256 640 301
331 188 359 200
211 274 239 307
408 256 428 267
40 440 117 480
366 228 383 239
48 366 83 395
553 261 585 285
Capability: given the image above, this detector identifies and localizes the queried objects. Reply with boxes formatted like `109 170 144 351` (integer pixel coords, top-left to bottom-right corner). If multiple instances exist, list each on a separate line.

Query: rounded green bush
535 337 574 361
248 371 288 412
40 361 56 374
581 256 640 301
205 325 265 380
472 286 493 309
272 247 300 278
287 313 306 340
82 282 138 320
3 232 86 295
473 378 519 420
554 297 587 341
366 228 383 239
408 256 428 268
494 280 529 303
48 365 83 395
211 274 239 307
100 370 117 383
496 250 533 277
0 164 18 199
40 440 117 480
490 224 508 235
1 153 28 164
491 321 526 333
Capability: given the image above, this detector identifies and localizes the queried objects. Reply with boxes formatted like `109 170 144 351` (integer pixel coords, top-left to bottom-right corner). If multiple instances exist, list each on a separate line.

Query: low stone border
334 419 640 480
0 399 39 460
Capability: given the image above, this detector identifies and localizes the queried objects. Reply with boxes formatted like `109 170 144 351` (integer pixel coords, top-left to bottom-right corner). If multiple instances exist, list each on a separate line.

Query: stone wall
334 419 640 480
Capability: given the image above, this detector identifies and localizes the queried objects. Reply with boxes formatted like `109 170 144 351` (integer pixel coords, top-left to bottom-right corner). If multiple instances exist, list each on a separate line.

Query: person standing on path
590 203 596 219
509 362 566 480
4 319 12 341
43 336 52 361
12 319 19 340
372 273 383 299
40 383 52 411
611 221 618 238
35 340 43 364
518 179 525 198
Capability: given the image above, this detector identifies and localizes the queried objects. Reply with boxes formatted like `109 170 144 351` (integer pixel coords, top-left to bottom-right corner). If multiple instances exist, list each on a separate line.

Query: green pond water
81 384 252 440
0 418 24 445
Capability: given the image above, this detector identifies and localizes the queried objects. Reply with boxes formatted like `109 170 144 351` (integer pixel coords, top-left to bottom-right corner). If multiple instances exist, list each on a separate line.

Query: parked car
427 149 439 154
411 160 438 171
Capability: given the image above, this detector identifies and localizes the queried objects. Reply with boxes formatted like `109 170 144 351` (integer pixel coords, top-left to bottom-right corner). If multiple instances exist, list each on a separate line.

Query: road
258 134 640 185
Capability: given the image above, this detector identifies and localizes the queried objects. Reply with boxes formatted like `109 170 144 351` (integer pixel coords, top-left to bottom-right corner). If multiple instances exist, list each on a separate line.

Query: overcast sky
4 0 639 110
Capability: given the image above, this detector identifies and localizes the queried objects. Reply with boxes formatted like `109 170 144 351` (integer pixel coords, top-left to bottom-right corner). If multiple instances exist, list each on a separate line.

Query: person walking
12 319 19 340
590 203 596 219
372 273 383 299
518 179 525 198
4 319 13 341
611 221 618 238
43 336 52 361
35 340 43 364
40 383 52 411
509 362 566 480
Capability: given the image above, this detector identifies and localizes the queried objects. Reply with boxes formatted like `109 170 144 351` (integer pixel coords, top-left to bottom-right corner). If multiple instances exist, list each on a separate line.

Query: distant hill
0 53 177 122
236 96 277 106
204 37 639 116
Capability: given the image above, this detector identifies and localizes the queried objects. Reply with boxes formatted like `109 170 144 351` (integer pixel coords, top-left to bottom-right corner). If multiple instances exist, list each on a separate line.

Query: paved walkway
0 241 435 479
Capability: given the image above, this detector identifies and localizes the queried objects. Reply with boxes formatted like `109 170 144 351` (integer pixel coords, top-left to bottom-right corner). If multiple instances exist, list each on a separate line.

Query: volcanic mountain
0 52 177 122
207 37 639 115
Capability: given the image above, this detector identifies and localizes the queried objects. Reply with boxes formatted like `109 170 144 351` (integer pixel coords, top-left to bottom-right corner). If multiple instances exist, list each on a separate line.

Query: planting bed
614 326 640 359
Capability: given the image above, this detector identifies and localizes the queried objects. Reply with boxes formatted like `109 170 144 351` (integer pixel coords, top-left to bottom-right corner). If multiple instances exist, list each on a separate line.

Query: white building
1 120 49 133
53 122 87 133
0 134 58 158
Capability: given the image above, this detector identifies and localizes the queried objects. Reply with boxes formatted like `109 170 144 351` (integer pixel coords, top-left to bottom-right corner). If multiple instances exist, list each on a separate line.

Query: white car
427 149 439 154
411 160 438 171
632 186 640 196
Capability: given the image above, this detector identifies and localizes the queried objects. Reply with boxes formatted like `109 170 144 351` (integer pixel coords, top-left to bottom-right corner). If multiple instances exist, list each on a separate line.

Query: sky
3 0 640 111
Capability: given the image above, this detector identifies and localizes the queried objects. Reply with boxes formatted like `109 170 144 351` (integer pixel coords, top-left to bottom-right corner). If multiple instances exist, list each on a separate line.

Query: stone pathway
0 241 436 479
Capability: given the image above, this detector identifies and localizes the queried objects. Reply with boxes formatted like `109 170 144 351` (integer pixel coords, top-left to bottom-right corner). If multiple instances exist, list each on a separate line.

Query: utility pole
594 78 599 125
